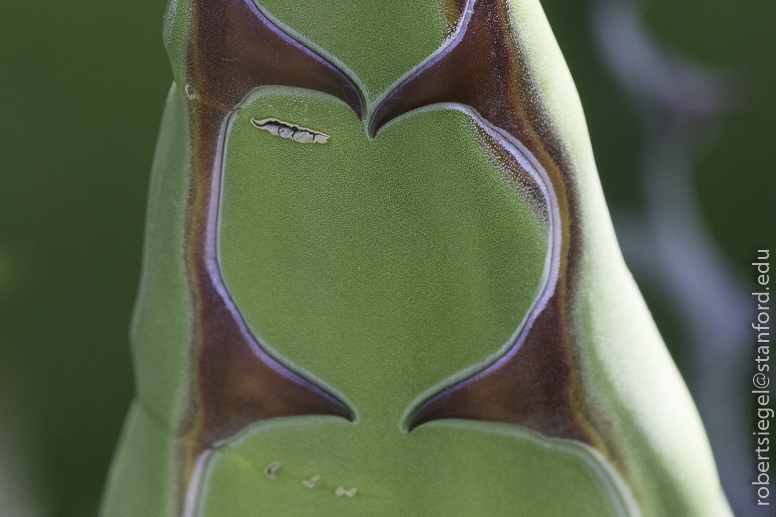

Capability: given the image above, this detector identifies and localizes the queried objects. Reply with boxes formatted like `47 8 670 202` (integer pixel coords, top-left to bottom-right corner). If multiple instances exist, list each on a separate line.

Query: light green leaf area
220 88 547 422
101 83 192 517
258 0 449 103
199 418 620 517
209 87 620 515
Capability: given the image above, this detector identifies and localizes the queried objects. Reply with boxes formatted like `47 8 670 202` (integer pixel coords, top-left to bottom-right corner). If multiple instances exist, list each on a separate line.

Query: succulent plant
100 0 730 515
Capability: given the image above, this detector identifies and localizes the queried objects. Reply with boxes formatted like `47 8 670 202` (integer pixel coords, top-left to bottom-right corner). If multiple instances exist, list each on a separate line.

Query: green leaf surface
220 89 547 421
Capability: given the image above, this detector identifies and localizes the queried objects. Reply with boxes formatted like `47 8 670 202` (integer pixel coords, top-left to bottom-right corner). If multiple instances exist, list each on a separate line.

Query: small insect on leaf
250 117 330 144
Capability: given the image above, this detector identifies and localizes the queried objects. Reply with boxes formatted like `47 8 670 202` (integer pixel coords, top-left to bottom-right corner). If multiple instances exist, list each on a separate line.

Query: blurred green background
0 0 772 516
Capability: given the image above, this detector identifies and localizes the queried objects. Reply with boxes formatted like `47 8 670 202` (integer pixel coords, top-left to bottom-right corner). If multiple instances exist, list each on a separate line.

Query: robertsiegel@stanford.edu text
753 249 771 507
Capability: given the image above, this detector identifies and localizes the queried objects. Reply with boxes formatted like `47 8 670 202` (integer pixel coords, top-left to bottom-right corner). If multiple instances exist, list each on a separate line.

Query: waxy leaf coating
100 0 731 516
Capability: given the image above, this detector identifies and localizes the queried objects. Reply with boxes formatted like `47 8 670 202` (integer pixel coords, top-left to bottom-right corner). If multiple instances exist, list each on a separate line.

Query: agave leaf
100 0 730 516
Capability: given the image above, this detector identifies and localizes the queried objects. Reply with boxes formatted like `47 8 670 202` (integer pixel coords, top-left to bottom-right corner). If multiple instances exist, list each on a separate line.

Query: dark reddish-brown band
177 0 621 510
374 0 611 453
178 0 363 503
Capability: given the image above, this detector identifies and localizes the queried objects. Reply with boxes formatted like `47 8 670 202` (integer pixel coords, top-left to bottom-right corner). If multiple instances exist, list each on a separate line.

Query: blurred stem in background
592 1 752 513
